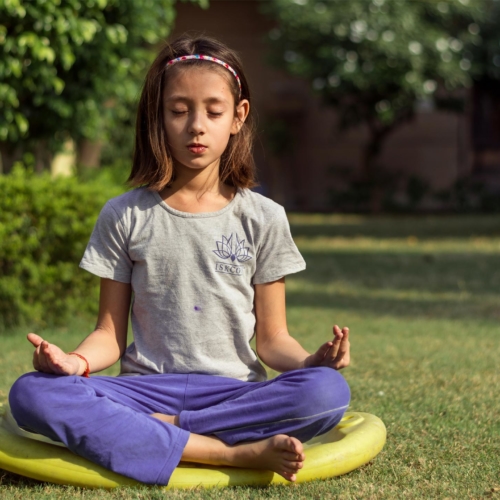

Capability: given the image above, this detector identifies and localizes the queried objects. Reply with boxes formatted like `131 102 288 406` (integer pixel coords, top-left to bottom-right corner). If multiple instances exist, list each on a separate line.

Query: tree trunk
362 121 395 214
361 133 382 180
0 142 23 174
268 156 287 206
77 138 103 169
361 127 390 213
34 140 52 173
360 110 415 212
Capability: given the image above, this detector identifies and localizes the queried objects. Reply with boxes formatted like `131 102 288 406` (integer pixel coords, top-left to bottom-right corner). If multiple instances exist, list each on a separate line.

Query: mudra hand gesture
305 325 350 370
27 333 82 376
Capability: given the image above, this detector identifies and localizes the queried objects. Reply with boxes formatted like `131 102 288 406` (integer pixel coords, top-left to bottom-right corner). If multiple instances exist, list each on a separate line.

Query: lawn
1 214 499 499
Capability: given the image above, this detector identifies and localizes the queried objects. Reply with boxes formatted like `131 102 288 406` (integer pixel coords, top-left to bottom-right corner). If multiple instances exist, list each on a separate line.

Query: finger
43 342 76 375
339 329 350 352
335 338 349 360
32 350 41 371
329 326 343 358
316 341 333 360
27 333 44 348
43 341 67 374
41 341 58 365
37 341 53 373
334 351 350 369
333 334 351 369
341 351 351 368
333 325 343 339
338 328 349 353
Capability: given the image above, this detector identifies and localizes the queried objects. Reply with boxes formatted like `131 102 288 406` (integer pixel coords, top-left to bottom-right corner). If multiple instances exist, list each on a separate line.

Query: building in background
173 0 497 212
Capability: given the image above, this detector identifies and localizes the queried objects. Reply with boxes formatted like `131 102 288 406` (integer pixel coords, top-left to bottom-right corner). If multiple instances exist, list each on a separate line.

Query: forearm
71 278 130 375
254 279 316 372
27 279 130 377
257 330 312 373
71 326 126 375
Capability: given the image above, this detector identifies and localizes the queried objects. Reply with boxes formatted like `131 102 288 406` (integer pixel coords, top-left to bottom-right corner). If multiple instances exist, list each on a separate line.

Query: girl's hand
27 333 82 376
305 326 350 370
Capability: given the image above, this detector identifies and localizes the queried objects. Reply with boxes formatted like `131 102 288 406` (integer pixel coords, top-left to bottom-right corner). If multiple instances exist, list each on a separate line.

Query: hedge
0 167 126 329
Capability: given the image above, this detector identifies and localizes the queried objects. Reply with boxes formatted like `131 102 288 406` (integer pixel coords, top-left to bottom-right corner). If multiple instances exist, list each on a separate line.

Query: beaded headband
166 54 242 96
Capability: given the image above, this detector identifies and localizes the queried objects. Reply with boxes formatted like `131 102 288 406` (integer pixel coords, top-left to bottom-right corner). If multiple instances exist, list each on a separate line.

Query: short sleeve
252 207 306 284
79 201 133 283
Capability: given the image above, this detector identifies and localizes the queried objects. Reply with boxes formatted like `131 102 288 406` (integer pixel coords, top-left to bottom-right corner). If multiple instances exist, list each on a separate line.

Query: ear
231 99 250 135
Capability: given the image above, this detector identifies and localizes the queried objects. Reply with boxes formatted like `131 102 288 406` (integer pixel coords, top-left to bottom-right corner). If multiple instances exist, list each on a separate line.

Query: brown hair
128 34 257 191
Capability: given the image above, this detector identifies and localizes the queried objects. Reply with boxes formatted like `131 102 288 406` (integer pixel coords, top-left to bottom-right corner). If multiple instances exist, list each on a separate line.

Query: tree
0 0 206 173
263 0 487 208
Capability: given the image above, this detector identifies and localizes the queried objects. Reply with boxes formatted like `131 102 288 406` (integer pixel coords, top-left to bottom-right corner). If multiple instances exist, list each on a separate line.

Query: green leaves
0 0 204 159
0 166 125 327
2 0 27 18
105 24 128 44
264 0 490 132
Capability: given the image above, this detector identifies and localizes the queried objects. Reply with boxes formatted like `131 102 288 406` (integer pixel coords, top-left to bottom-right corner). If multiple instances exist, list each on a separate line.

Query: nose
187 111 205 136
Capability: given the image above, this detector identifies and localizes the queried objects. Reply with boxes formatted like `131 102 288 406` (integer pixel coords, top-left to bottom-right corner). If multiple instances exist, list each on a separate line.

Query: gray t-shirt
80 187 306 381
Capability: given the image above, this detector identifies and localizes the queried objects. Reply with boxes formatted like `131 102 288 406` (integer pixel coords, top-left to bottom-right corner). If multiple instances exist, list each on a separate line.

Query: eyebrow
165 95 230 105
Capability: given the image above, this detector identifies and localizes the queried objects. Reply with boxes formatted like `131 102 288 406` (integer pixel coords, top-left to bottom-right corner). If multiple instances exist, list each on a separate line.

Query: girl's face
162 66 249 174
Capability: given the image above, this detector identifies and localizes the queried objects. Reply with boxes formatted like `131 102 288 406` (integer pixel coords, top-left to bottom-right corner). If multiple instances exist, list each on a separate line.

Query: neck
162 160 236 204
169 160 221 195
158 160 236 213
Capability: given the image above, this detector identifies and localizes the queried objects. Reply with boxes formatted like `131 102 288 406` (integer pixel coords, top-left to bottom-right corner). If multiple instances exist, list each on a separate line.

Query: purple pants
9 367 350 485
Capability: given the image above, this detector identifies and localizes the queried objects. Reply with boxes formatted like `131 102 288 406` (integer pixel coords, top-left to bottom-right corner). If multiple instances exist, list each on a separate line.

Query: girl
9 34 351 485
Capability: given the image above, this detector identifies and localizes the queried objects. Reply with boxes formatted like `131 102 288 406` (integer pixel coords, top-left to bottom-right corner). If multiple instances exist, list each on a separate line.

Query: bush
0 166 126 329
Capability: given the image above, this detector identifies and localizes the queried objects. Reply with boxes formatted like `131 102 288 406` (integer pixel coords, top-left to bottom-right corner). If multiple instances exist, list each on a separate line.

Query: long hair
128 34 257 191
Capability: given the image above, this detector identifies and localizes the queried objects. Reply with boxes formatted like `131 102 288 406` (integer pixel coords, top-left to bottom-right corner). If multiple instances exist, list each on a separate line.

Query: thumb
27 333 44 348
315 341 333 360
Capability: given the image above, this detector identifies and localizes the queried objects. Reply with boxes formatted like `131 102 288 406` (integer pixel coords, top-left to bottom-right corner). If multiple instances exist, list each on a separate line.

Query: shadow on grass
287 288 499 321
298 251 500 295
290 216 500 240
0 468 41 487
287 250 500 321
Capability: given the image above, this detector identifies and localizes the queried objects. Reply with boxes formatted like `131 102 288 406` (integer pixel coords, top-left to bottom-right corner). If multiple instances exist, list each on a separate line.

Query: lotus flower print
213 234 233 260
234 237 252 262
213 233 252 263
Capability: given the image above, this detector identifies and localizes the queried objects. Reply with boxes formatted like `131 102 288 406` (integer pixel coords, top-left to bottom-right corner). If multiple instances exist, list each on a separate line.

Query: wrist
68 352 90 377
302 354 314 369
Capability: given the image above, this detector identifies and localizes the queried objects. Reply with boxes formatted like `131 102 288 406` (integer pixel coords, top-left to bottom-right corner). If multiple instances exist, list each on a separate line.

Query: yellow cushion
0 405 385 489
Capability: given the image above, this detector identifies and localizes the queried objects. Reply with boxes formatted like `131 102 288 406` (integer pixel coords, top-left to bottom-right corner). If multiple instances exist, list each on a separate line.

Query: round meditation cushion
0 404 386 489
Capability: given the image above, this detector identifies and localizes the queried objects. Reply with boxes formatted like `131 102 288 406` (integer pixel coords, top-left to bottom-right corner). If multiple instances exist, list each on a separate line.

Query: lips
187 143 208 154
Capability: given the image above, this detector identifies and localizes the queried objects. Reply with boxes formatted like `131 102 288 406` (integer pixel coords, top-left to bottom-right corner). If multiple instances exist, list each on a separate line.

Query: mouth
187 143 208 154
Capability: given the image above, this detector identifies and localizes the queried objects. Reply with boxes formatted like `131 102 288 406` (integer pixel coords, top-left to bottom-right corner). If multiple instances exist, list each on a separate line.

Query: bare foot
152 417 305 482
224 434 305 482
151 413 179 426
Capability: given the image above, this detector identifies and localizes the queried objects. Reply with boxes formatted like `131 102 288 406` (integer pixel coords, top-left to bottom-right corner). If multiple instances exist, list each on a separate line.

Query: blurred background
3 0 500 212
1 0 500 327
1 5 500 496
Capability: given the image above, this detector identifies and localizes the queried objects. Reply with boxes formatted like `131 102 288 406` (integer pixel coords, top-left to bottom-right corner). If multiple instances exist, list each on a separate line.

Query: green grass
1 214 500 499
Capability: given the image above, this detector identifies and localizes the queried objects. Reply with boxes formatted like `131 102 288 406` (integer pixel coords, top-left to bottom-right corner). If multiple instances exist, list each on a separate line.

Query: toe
285 461 303 471
285 436 302 453
281 471 297 482
283 451 301 461
290 437 304 456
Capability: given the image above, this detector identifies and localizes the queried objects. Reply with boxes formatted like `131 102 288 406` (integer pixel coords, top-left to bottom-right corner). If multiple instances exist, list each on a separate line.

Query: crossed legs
9 367 350 484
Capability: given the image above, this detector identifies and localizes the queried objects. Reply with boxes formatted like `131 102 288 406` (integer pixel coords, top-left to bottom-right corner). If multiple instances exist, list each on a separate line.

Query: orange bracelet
68 352 90 378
